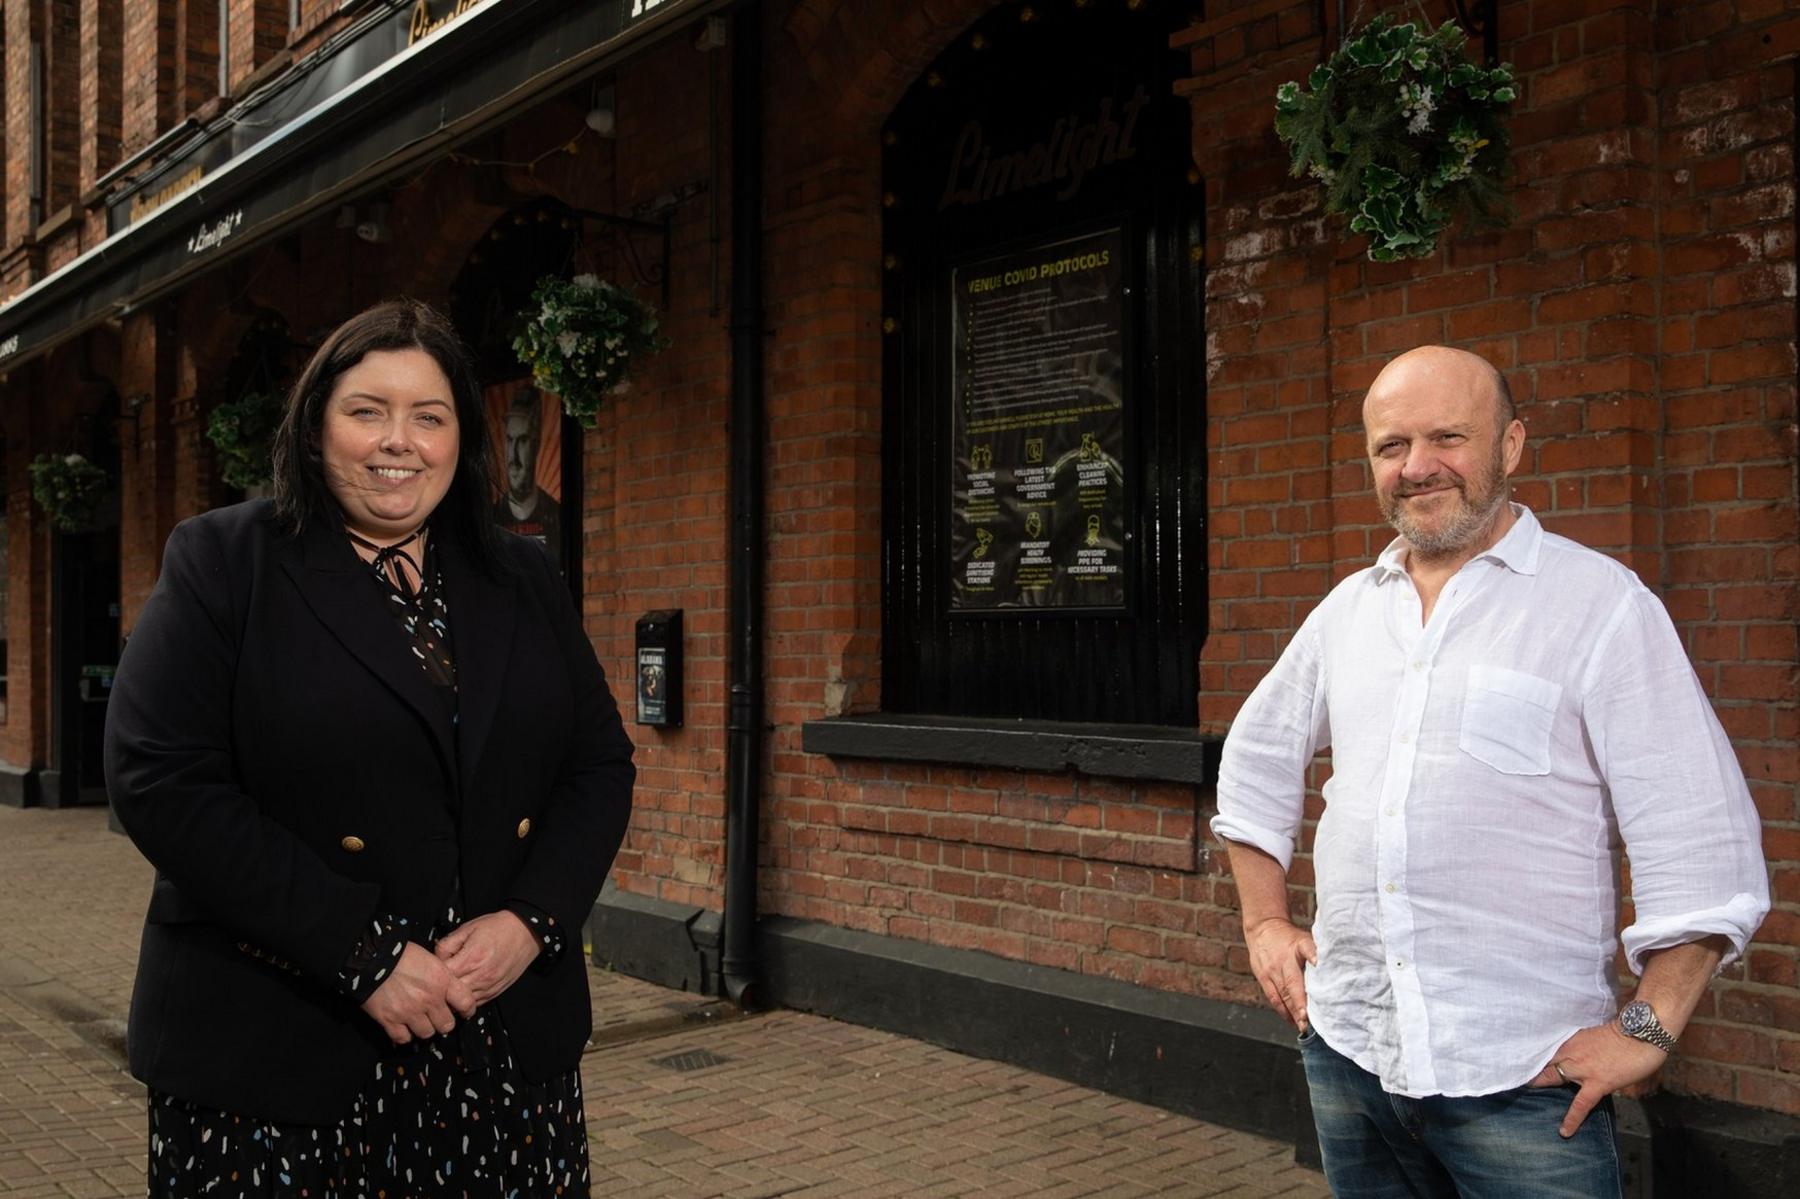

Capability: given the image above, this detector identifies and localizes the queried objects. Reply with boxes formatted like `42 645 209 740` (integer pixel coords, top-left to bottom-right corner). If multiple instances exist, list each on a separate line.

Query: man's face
503 412 537 500
1363 354 1524 562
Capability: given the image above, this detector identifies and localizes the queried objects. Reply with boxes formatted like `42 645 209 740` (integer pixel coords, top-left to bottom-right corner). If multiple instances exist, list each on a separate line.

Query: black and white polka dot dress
146 994 587 1197
146 532 590 1197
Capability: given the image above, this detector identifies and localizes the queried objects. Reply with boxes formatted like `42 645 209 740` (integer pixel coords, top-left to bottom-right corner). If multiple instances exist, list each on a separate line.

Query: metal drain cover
650 1047 727 1073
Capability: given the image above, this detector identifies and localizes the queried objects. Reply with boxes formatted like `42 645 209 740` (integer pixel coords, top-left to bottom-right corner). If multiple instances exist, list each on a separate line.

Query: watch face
1620 1001 1651 1034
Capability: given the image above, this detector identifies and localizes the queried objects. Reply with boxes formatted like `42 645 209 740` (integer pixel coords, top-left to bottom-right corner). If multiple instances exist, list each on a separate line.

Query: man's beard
1378 448 1510 561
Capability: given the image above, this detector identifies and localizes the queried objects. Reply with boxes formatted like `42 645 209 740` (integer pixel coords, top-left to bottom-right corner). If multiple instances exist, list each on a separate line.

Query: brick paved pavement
0 805 1325 1197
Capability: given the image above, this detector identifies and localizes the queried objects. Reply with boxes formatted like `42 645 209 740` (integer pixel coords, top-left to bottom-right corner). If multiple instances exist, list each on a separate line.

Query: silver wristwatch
1617 999 1677 1053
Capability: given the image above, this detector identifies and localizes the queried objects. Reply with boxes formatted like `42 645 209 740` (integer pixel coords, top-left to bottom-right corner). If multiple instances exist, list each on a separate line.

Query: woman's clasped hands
436 910 542 1004
361 911 542 1044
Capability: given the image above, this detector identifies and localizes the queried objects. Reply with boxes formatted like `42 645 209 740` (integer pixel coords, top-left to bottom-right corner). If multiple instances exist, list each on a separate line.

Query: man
1213 346 1769 1196
495 387 562 558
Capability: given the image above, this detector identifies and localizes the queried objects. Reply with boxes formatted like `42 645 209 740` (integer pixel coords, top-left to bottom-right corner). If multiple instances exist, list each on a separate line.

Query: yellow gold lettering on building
129 164 205 225
409 0 484 46
938 87 1152 212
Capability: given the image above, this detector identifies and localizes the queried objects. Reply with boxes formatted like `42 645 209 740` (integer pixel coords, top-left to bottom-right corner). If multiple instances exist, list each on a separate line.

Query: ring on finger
1553 1062 1573 1084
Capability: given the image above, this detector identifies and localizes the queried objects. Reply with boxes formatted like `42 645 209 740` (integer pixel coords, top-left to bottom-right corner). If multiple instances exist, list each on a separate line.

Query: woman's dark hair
271 299 504 573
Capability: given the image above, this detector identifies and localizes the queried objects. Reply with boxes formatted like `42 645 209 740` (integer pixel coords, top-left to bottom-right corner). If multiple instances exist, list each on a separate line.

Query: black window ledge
802 714 1221 787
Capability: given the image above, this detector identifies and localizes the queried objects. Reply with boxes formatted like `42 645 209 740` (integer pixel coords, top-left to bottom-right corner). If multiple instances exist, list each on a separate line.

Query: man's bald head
1362 345 1527 564
1364 346 1515 436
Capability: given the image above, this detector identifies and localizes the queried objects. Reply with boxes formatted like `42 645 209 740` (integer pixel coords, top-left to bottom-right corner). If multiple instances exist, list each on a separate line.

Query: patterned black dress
146 533 590 1198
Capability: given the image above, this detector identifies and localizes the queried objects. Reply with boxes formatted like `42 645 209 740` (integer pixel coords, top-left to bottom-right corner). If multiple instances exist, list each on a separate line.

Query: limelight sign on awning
0 0 720 370
107 0 497 236
408 0 489 47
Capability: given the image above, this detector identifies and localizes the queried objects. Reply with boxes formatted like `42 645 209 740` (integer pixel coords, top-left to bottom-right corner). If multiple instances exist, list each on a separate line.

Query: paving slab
0 804 1325 1196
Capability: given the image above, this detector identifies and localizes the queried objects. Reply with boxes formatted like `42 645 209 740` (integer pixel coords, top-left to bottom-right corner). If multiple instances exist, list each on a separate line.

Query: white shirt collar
1372 502 1542 582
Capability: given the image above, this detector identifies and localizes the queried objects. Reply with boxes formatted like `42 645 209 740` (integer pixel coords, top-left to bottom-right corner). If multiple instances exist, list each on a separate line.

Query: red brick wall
121 0 176 154
0 1 83 243
116 309 178 634
173 0 218 120
588 37 735 910
1175 0 1800 1115
224 0 285 95
76 0 122 195
1655 4 1800 1112
0 362 52 769
4 0 44 247
45 0 81 218
1175 2 1336 718
291 0 336 40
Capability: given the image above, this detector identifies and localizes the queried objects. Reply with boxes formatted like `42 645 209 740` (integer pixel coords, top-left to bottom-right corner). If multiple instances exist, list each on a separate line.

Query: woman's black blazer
104 500 635 1123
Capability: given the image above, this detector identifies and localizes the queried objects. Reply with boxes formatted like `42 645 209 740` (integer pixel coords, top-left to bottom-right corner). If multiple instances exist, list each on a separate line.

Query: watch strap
1619 1000 1677 1053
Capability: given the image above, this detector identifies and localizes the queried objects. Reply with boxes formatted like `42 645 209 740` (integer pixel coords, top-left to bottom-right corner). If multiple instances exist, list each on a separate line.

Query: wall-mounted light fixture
118 392 151 453
695 16 728 52
354 201 391 245
585 83 617 137
332 200 390 243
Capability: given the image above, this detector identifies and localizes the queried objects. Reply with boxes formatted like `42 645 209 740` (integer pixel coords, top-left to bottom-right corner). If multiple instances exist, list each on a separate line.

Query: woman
104 300 635 1196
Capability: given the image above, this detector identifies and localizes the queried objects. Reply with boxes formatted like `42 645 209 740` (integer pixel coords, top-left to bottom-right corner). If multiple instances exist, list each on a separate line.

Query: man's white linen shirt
1212 505 1769 1099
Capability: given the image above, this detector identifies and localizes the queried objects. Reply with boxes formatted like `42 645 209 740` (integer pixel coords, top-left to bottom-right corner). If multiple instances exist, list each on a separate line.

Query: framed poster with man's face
484 380 567 575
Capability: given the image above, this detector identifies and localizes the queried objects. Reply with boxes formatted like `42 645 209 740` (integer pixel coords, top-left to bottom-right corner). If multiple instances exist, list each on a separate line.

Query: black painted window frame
877 3 1207 729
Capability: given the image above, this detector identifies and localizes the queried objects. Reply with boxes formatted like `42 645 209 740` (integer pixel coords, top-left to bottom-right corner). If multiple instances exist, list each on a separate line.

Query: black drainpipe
721 0 764 1009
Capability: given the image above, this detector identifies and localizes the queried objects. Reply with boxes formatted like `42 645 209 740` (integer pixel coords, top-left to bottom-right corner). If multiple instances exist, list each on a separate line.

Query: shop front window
880 2 1205 726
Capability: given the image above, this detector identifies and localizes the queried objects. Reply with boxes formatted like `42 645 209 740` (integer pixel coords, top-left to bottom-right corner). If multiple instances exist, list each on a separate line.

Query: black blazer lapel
438 537 515 791
279 523 457 779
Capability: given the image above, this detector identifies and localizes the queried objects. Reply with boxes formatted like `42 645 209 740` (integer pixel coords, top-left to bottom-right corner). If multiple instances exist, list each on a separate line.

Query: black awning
0 0 722 369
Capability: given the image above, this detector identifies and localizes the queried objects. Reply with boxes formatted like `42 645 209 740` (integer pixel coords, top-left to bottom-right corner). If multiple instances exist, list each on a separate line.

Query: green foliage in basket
205 389 286 490
29 452 109 533
1274 15 1516 261
512 274 667 428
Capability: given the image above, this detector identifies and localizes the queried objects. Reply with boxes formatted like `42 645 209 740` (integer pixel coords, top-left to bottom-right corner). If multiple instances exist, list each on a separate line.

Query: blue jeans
1300 1027 1622 1198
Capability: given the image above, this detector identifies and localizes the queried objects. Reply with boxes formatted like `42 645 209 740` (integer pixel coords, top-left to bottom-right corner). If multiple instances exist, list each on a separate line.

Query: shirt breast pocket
1458 664 1562 776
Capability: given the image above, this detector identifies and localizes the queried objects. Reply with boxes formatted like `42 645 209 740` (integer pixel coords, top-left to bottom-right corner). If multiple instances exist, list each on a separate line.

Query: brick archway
778 0 998 138
389 169 518 310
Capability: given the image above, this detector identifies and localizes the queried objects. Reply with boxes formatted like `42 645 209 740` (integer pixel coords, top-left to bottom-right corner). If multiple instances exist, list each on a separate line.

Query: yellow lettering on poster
964 249 1111 295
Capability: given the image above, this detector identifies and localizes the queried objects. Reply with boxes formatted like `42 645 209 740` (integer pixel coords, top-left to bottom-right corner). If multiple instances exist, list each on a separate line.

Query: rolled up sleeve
1212 608 1332 875
1583 589 1771 975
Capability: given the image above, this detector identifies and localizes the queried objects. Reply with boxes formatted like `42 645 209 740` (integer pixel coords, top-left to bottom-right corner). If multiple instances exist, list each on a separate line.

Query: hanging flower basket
512 274 668 429
29 452 110 533
205 388 286 491
1274 15 1516 262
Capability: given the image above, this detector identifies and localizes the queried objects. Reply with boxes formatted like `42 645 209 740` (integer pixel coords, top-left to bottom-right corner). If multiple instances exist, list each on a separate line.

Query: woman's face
321 347 460 542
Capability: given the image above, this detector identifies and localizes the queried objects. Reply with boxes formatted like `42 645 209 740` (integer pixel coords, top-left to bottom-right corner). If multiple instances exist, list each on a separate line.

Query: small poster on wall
636 646 669 724
948 226 1128 611
484 380 566 574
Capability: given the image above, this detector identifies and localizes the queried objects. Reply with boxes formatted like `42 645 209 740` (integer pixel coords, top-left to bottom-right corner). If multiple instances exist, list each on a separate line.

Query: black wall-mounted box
634 609 682 728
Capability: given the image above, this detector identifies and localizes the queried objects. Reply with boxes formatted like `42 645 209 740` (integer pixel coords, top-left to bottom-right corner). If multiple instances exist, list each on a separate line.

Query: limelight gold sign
938 87 1150 212
409 0 485 45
